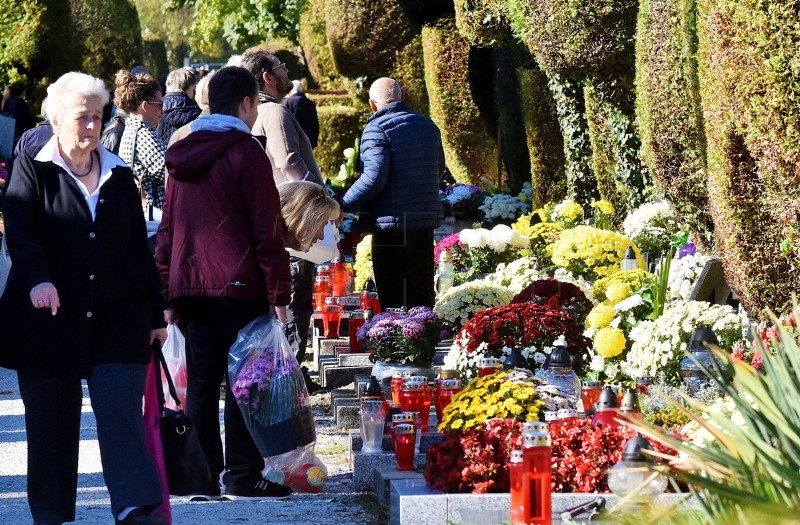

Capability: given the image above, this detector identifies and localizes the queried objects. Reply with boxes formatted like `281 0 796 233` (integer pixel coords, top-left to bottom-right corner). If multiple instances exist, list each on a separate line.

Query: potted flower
549 225 645 281
457 225 529 282
510 278 594 328
433 280 515 331
357 307 443 387
440 183 485 222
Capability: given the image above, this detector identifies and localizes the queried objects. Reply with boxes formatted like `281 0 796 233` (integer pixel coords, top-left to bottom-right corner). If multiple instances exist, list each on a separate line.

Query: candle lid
479 357 502 366
619 389 641 412
557 408 579 419
441 379 461 389
401 382 423 391
510 450 524 463
361 399 383 407
439 369 460 379
523 432 551 447
544 410 559 422
324 296 340 304
582 380 603 389
393 413 415 423
597 386 620 410
409 376 429 385
635 375 654 385
522 422 549 434
395 423 415 435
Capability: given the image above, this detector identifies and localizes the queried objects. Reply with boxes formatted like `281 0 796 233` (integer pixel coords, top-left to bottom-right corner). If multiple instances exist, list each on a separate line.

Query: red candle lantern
321 297 342 338
329 256 349 298
437 378 461 421
390 412 414 442
288 463 327 493
478 356 503 378
557 408 579 422
591 386 621 429
580 380 603 414
410 376 432 432
509 449 525 524
635 375 654 396
390 371 409 405
393 423 416 471
434 370 460 423
349 309 366 352
399 381 424 415
521 423 552 525
313 274 330 311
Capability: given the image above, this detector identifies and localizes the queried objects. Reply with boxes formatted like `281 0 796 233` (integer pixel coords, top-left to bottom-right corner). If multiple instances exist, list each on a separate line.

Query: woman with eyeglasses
114 70 167 217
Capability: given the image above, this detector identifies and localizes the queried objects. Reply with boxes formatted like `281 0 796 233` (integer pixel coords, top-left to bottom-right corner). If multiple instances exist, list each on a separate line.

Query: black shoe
115 508 165 525
223 478 293 501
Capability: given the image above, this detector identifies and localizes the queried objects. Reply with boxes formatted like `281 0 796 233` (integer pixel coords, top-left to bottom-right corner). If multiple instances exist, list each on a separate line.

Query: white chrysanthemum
445 185 474 205
668 253 714 301
622 201 675 240
487 224 529 252
459 228 491 249
614 294 644 313
433 281 514 329
480 194 530 219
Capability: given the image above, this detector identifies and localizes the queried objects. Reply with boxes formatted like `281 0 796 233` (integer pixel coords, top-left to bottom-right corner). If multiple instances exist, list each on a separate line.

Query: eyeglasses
147 100 163 106
267 62 287 73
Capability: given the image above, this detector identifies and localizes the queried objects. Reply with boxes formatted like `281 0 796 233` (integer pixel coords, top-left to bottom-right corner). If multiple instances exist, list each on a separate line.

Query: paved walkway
0 367 381 524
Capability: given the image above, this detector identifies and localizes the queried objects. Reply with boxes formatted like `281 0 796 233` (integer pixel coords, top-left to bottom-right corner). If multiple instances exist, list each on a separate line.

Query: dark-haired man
241 51 324 385
155 66 293 502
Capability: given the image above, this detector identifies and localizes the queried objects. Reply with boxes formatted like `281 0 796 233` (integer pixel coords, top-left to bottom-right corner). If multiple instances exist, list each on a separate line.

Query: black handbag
155 342 214 496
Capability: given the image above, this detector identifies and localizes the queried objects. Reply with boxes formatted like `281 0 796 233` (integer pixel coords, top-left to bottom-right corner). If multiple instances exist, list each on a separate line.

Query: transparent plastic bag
161 323 187 411
263 442 328 493
228 316 316 457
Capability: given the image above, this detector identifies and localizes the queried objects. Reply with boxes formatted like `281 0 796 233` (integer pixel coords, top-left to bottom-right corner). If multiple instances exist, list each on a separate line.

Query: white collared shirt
35 136 127 220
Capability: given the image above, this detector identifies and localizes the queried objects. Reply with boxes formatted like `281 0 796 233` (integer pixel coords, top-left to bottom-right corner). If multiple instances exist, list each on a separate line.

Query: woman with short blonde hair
278 180 340 252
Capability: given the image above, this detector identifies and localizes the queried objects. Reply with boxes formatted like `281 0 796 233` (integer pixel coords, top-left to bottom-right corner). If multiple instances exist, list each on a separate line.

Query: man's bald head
368 77 402 110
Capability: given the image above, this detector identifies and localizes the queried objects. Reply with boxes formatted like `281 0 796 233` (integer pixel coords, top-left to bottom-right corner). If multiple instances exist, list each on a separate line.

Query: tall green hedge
422 17 497 185
325 0 419 80
72 0 143 82
506 0 638 79
453 0 513 48
142 37 168 81
517 63 567 207
698 0 800 315
298 0 340 88
493 46 531 193
635 0 712 248
0 0 77 109
391 34 429 115
313 97 370 180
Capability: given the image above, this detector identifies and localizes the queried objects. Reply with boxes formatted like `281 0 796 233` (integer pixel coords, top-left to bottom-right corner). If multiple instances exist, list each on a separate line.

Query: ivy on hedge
312 97 370 181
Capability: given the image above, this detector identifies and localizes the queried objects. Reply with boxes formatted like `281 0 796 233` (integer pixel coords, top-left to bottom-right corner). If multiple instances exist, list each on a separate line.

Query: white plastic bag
263 442 328 493
161 323 187 411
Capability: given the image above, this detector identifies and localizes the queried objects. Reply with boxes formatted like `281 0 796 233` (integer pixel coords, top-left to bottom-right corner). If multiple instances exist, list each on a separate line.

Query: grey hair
368 77 401 106
290 80 303 95
46 72 109 122
166 68 197 93
225 55 244 68
195 71 215 112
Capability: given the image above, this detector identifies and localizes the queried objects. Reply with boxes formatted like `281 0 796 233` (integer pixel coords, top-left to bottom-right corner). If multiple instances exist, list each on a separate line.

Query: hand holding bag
156 341 214 496
160 324 187 411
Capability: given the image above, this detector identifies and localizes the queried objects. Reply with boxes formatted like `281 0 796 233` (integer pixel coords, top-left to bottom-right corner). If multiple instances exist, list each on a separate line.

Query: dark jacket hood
165 129 254 182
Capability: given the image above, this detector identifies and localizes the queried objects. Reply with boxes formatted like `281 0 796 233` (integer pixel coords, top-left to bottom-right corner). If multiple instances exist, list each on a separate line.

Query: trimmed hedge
0 0 77 108
698 0 800 315
391 34 429 116
325 0 419 80
517 62 567 207
635 0 713 248
313 97 370 180
298 0 340 88
72 0 142 82
453 0 514 48
506 0 638 79
493 46 531 193
142 37 168 81
396 0 455 24
422 17 498 186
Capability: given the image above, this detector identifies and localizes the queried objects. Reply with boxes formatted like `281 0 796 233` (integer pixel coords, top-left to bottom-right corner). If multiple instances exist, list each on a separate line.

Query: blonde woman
278 180 340 252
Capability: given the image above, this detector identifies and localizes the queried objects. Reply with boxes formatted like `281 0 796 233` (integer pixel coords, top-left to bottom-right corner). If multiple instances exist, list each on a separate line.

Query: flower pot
371 360 435 393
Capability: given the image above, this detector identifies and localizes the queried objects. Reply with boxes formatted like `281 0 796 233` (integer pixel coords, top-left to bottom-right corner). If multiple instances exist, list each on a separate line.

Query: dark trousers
177 297 266 489
18 363 161 523
371 228 435 309
285 256 314 363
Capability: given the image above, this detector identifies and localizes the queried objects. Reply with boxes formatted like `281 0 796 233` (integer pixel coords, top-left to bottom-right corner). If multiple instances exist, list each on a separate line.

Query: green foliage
391 34 429 116
313 98 370 181
697 0 800 315
493 46 531 193
174 0 307 52
133 0 194 67
546 73 598 207
506 0 638 79
298 0 340 88
395 0 455 24
0 0 77 107
517 63 567 207
633 317 800 522
635 0 713 250
584 75 649 216
453 0 513 47
422 17 497 186
142 37 169 81
324 0 419 81
72 0 143 82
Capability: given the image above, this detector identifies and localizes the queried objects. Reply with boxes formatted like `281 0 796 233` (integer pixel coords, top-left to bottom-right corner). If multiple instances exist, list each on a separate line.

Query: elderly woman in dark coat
0 72 166 525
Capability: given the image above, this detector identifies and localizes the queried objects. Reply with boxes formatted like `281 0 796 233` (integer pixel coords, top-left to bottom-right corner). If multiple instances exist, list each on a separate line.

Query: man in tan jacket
241 50 326 393
241 50 323 187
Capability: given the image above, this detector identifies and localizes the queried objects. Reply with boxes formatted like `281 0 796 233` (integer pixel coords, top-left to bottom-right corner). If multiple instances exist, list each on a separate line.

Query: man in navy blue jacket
340 77 444 309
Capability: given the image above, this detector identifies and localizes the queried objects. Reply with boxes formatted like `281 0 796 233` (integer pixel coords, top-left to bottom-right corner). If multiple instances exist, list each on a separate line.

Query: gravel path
0 368 382 524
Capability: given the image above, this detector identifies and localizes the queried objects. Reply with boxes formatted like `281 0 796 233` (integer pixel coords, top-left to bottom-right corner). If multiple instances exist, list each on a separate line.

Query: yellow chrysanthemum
556 201 583 222
591 199 615 215
353 235 373 290
587 303 615 328
594 326 627 358
592 269 652 303
605 282 631 304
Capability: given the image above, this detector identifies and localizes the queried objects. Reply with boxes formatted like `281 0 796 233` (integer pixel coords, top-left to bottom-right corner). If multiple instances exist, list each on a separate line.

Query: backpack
101 115 126 154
